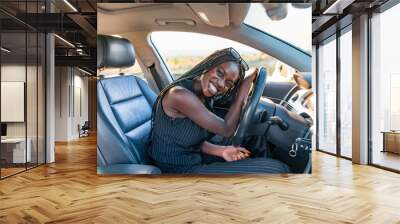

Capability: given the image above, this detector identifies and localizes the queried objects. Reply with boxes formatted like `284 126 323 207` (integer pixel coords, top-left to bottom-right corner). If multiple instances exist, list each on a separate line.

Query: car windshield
244 3 312 54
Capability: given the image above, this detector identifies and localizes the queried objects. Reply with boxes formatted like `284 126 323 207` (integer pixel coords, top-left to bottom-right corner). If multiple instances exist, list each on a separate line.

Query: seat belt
148 63 164 91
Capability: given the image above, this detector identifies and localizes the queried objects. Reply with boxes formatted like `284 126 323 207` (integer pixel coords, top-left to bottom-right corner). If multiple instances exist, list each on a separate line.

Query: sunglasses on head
206 47 249 73
228 47 249 72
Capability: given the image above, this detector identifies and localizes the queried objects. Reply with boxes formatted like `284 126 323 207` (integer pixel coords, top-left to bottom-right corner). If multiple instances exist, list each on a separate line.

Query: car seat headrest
97 35 135 69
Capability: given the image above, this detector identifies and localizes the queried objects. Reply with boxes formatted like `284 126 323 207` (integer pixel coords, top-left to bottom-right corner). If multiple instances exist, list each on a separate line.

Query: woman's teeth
208 83 218 95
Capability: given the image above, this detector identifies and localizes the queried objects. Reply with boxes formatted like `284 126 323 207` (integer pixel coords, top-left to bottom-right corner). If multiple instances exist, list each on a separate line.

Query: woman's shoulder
165 85 197 103
162 84 206 117
161 85 200 119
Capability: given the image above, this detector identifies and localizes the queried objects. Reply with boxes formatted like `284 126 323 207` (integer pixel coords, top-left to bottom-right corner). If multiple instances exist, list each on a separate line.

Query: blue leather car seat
97 35 161 174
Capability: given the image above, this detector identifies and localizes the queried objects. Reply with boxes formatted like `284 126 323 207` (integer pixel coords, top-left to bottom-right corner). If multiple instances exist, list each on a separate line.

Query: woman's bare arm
163 70 256 137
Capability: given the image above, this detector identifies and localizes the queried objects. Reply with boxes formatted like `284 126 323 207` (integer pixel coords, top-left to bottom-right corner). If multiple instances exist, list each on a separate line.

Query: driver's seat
97 35 161 174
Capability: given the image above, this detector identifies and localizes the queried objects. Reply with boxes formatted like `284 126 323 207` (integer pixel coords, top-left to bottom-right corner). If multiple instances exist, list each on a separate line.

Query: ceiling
0 0 97 74
312 0 391 44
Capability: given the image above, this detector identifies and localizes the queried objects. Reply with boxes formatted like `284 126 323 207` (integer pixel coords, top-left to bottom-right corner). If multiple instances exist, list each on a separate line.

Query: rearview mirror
262 3 288 21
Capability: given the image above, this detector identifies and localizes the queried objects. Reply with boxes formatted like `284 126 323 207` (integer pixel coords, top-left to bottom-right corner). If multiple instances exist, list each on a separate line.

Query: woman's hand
237 68 258 103
201 141 251 161
221 146 251 162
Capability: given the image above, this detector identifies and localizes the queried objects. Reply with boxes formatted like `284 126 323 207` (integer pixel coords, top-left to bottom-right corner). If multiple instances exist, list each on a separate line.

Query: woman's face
200 61 240 97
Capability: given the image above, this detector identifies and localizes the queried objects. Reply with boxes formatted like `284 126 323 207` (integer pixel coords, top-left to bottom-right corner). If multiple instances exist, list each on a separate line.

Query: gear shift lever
268 116 289 130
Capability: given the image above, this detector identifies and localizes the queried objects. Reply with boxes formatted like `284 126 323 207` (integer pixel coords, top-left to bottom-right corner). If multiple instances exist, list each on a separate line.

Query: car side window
151 31 296 82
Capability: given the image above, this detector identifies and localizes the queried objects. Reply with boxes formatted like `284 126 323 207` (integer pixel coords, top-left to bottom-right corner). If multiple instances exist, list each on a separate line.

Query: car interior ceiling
97 3 249 34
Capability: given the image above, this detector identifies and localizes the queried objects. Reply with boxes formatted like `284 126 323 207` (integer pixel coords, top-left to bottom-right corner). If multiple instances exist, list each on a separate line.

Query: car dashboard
280 88 314 120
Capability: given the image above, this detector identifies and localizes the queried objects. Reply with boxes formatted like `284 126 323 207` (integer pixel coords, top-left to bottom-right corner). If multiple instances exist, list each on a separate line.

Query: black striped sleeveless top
148 79 209 166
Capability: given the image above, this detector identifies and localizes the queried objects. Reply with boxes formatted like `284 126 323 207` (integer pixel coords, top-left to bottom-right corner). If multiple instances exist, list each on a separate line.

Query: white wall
1 65 26 150
1 63 46 164
54 67 89 141
55 66 69 141
1 65 25 130
71 73 89 138
1 65 35 138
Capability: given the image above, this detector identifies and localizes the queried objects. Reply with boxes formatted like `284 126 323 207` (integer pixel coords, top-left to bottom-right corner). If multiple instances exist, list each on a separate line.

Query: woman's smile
208 82 218 96
199 61 240 98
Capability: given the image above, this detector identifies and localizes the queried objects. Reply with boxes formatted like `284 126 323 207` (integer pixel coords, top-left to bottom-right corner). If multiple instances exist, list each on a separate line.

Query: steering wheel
232 67 267 146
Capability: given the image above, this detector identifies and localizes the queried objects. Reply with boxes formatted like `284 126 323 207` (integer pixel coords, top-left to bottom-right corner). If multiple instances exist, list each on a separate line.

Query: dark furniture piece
1 123 7 138
78 121 90 138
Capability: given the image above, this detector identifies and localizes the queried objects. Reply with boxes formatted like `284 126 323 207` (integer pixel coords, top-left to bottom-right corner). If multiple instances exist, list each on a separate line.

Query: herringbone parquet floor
1 135 400 223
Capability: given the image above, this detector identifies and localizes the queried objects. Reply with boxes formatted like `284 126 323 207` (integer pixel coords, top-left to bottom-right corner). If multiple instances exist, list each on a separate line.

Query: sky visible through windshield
244 3 312 54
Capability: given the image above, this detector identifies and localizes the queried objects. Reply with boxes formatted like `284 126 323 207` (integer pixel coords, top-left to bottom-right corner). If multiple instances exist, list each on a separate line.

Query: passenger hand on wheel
221 146 251 162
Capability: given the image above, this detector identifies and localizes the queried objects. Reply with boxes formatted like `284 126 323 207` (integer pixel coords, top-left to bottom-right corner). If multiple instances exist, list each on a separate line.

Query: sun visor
188 3 230 28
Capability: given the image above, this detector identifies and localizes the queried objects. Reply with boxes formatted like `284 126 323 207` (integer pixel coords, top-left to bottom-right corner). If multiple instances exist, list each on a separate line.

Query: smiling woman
148 48 291 174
